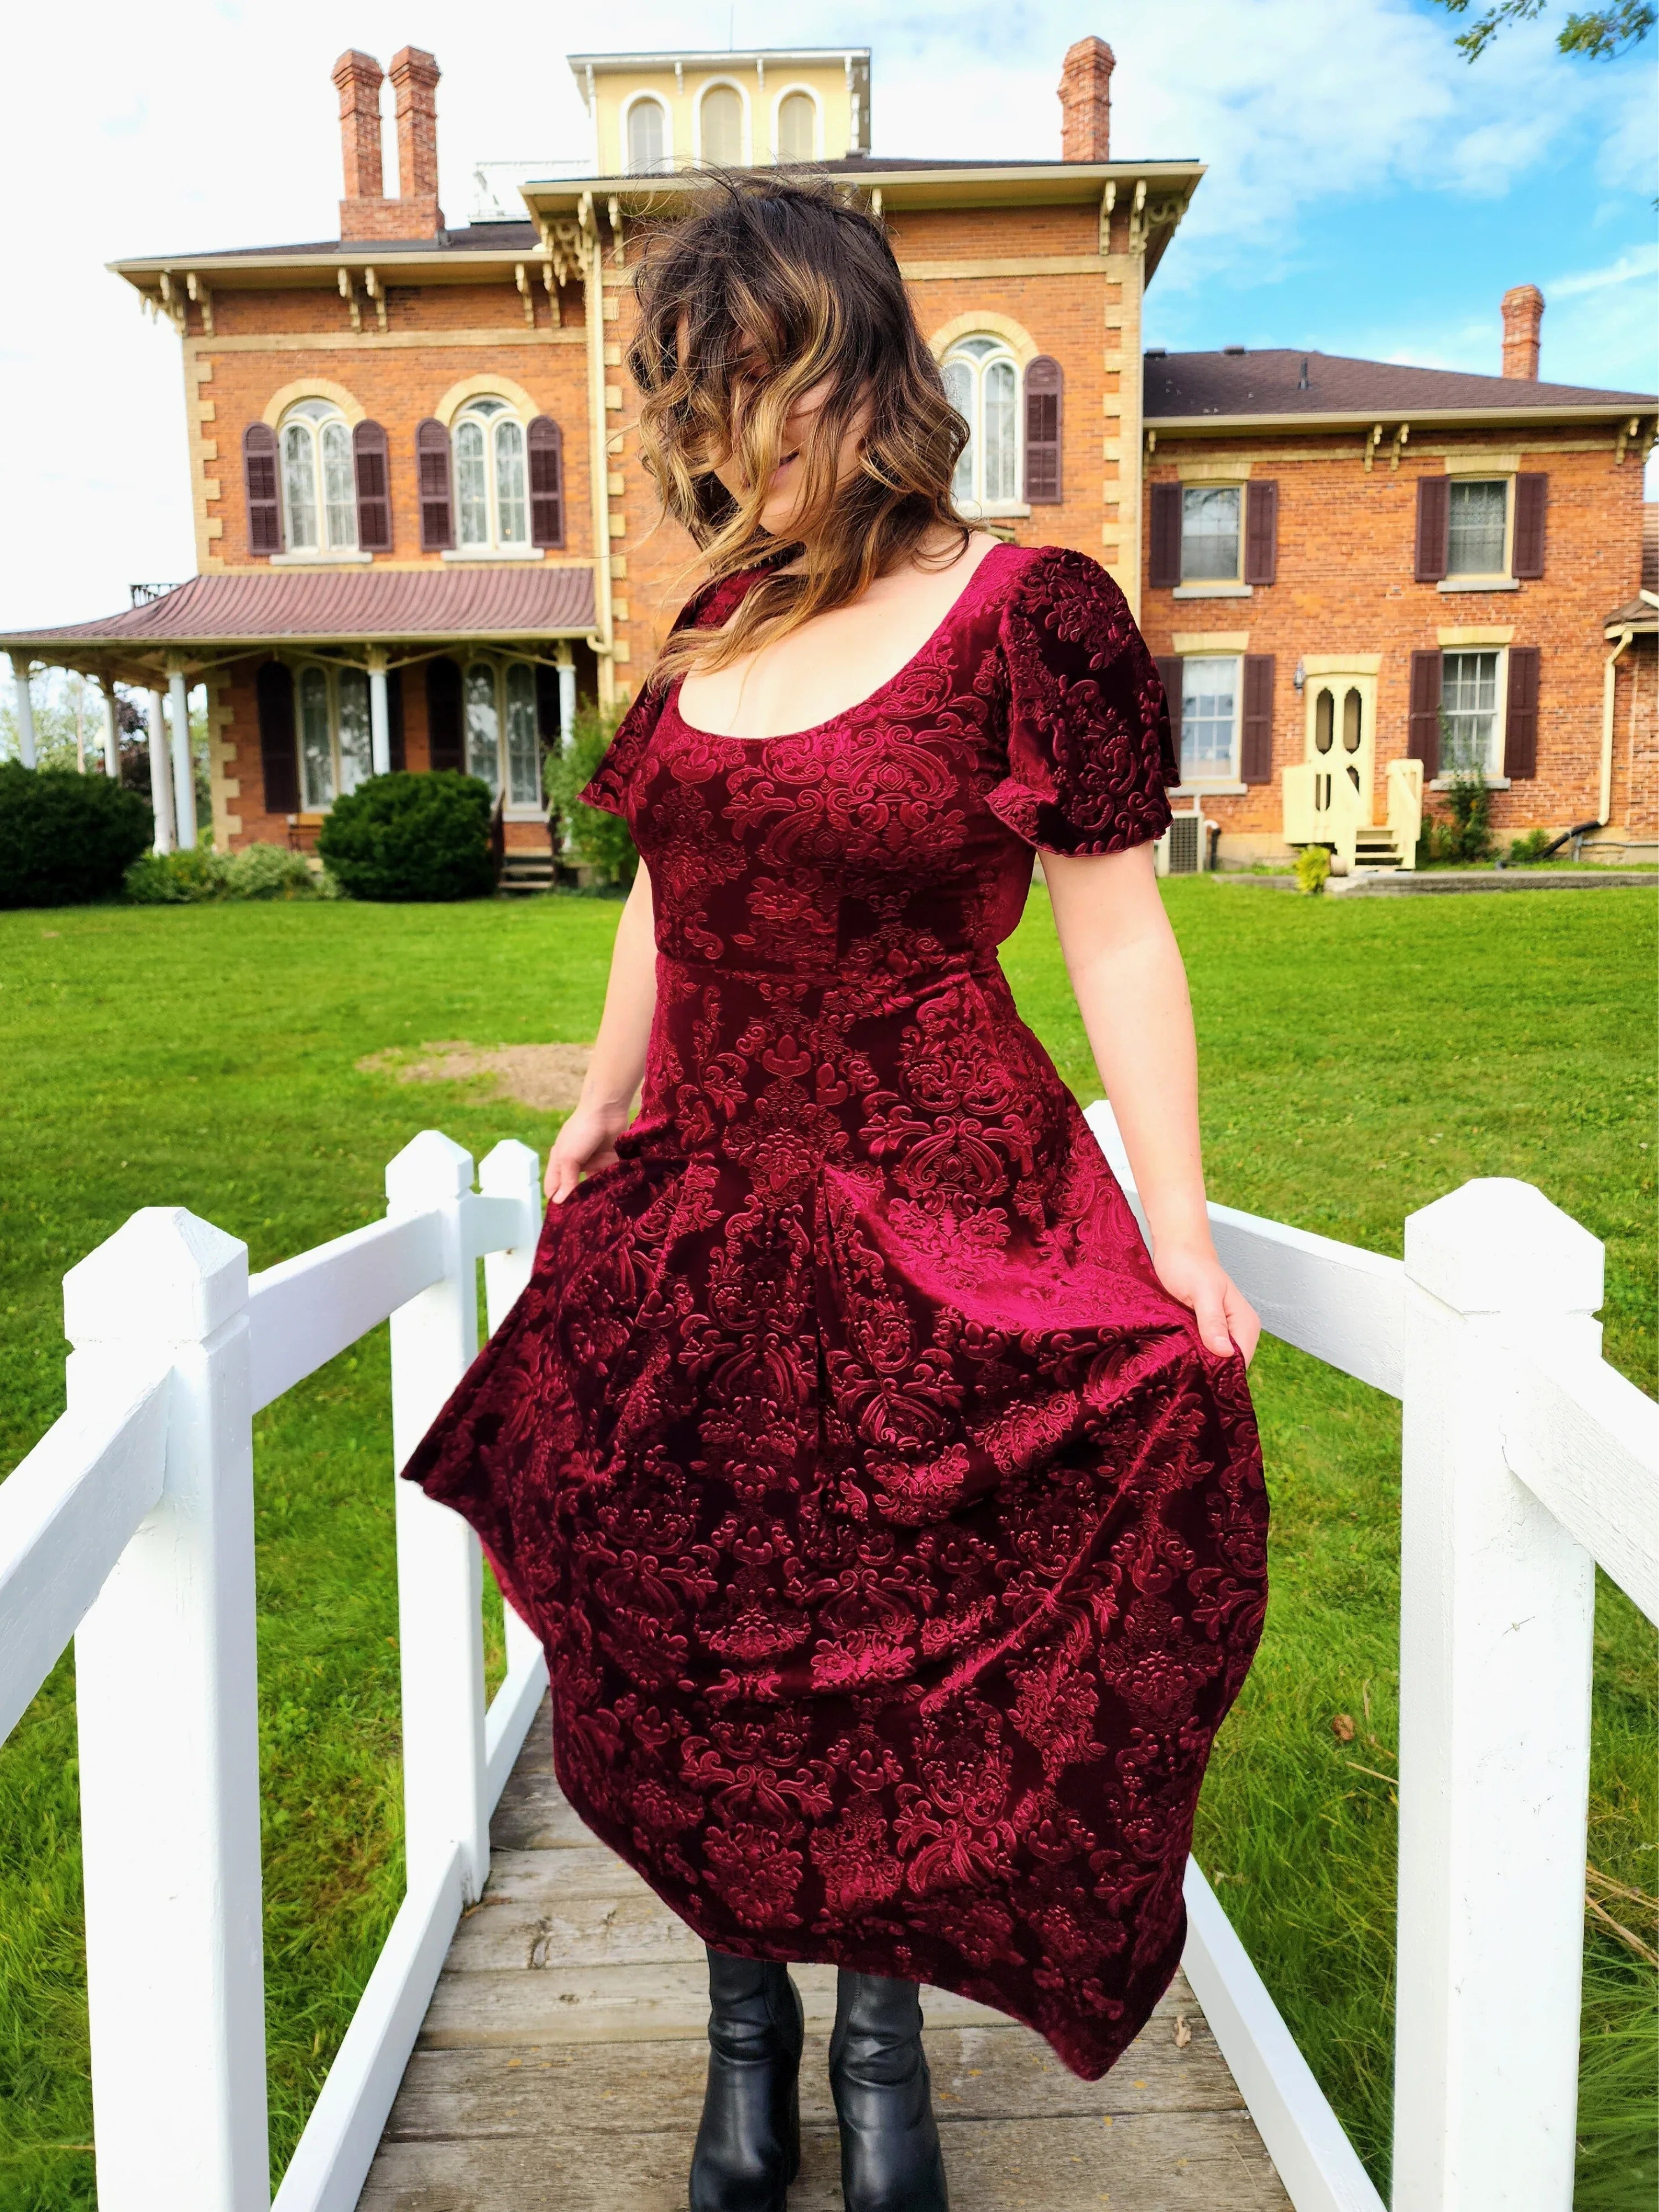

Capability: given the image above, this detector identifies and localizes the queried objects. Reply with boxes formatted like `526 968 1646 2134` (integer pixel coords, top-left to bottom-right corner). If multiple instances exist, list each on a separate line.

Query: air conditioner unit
1157 800 1214 877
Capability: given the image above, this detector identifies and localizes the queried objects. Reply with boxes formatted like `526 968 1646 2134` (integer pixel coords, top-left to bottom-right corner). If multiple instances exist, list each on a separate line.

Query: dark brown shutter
417 419 455 552
1154 655 1183 767
528 418 565 549
1504 646 1540 779
243 424 282 555
353 421 392 552
1408 649 1442 775
426 657 464 771
386 665 405 772
1024 356 1063 505
1241 655 1275 782
255 660 298 812
1244 481 1279 586
1149 483 1182 589
1415 477 1449 584
1511 474 1547 581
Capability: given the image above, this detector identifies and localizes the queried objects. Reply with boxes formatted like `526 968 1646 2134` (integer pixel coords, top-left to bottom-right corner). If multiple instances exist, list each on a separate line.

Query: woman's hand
1152 1238 1261 1365
544 1101 631 1204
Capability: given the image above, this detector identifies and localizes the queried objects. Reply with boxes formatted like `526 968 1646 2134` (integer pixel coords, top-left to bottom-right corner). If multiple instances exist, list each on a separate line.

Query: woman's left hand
1152 1240 1260 1365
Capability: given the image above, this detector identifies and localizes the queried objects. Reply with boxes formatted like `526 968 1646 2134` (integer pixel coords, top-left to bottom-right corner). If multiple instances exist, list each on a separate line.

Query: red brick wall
1140 434 1653 848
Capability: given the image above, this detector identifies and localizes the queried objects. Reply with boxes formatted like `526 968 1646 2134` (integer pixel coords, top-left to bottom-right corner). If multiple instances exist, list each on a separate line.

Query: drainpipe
580 195 617 710
1600 628 1633 829
169 660 198 849
9 655 36 767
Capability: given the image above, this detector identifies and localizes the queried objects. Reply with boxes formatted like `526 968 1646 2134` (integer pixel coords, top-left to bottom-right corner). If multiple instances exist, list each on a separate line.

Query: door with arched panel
1302 659 1380 824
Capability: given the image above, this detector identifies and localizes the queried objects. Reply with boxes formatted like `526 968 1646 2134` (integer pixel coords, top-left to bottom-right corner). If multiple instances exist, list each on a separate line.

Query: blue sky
0 0 1652 627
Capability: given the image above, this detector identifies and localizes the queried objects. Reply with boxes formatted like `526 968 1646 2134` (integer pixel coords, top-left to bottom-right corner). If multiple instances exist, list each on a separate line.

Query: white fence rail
0 1112 1653 2209
1089 1102 1658 2212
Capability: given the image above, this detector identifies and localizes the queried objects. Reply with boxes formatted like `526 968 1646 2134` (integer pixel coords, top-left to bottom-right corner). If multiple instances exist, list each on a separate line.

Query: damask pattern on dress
400 540 1267 2081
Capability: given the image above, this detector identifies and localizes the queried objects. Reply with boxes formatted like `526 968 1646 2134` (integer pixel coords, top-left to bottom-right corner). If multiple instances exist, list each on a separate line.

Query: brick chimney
1059 36 1115 162
391 48 444 230
334 45 444 242
1501 284 1544 380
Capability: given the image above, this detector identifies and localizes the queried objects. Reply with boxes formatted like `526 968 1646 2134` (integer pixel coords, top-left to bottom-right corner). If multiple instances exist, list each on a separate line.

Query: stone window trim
771 83 823 163
695 77 753 168
622 90 673 176
941 334 1029 518
276 399 361 560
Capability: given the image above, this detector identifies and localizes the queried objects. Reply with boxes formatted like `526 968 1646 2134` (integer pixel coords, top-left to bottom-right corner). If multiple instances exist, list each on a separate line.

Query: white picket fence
0 1113 1653 2211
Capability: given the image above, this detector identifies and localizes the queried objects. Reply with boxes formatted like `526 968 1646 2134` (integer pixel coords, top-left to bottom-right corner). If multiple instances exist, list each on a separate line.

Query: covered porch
2 565 601 870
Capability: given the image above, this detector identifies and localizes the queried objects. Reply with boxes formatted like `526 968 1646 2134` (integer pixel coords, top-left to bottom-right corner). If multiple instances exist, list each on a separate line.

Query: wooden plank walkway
359 1693 1292 2211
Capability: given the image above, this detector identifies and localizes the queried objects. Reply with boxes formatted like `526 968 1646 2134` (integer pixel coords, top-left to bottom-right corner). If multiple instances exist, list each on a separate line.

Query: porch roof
1 564 599 681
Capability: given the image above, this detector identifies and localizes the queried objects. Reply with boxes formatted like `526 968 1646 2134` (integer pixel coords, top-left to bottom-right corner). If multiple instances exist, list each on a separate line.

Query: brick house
3 34 1654 875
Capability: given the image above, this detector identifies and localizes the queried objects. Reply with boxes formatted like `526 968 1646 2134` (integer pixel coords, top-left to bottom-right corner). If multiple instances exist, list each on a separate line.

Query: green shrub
124 846 232 903
226 842 338 900
544 704 639 887
1294 844 1331 896
0 761 153 909
1418 769 1495 865
1506 827 1553 867
316 772 495 902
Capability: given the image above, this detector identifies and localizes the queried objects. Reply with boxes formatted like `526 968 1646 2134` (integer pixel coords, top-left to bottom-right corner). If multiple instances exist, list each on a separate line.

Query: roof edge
1149 402 1659 434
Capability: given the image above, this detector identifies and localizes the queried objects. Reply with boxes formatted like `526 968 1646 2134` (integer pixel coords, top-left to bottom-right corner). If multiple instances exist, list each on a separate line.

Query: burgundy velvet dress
400 540 1269 2079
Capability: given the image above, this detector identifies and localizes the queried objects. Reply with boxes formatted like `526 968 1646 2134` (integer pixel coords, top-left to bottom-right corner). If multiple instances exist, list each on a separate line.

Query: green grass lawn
1 883 1653 2207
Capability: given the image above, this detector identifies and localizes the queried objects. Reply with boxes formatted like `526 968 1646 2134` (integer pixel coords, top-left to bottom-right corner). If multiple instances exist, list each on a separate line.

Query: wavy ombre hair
627 174 971 687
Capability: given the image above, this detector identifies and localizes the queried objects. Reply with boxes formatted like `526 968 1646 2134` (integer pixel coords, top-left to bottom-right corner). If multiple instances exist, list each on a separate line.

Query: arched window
627 96 667 174
453 399 529 552
460 659 546 810
700 84 744 166
776 90 816 163
942 337 1021 513
279 400 357 554
295 661 377 811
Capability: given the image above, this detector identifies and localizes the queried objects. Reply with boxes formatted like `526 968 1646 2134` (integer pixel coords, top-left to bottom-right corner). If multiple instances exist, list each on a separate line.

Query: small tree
317 771 495 902
543 703 639 888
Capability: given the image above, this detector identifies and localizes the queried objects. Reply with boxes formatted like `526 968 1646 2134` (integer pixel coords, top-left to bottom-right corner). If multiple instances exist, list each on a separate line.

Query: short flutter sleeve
985 546 1179 856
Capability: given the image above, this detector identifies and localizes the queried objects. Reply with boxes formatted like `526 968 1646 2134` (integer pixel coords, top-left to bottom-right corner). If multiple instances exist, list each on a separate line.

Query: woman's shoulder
987 541 1141 663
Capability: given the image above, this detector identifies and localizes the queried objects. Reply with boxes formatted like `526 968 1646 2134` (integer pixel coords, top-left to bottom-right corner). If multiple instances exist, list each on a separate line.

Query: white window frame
273 401 373 566
444 398 536 561
1178 482 1246 588
622 91 673 175
462 655 546 818
941 337 1027 518
1435 645 1509 784
1444 477 1515 585
770 82 823 163
695 76 752 168
1179 654 1243 786
293 660 376 813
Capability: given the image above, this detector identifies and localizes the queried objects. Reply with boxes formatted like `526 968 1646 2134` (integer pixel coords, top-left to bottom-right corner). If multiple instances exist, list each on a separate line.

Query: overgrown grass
1 884 1652 2206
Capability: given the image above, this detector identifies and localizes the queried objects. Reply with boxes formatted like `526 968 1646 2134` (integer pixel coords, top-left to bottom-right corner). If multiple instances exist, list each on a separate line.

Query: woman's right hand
544 1100 632 1204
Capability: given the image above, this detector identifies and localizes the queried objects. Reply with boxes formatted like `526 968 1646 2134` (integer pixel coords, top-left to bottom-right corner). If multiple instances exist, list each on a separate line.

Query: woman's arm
1041 842 1259 1362
544 862 660 1203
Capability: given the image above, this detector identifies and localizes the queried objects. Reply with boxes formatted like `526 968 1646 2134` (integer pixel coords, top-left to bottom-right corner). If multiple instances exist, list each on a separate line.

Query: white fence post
479 1139 545 1686
1394 1177 1603 2211
65 1209 269 2211
386 1131 489 1901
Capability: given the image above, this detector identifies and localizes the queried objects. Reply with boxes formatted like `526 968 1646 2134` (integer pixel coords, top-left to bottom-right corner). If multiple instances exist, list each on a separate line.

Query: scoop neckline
666 536 1025 747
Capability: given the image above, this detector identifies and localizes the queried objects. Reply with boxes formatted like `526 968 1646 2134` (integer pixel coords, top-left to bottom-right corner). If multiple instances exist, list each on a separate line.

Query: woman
402 175 1268 2212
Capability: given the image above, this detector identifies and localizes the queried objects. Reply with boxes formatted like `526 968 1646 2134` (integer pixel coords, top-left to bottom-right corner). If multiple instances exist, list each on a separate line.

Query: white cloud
1550 243 1659 298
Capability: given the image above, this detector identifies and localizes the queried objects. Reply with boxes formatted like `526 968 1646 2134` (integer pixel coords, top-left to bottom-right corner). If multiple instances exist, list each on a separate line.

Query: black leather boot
828 1969 950 2212
688 1946 804 2212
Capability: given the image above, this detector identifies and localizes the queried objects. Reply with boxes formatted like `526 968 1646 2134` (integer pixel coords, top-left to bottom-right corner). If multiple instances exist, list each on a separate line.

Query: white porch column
368 651 392 776
147 686 176 853
100 680 120 779
1392 1178 1603 2211
9 655 36 767
169 663 198 849
556 642 576 748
